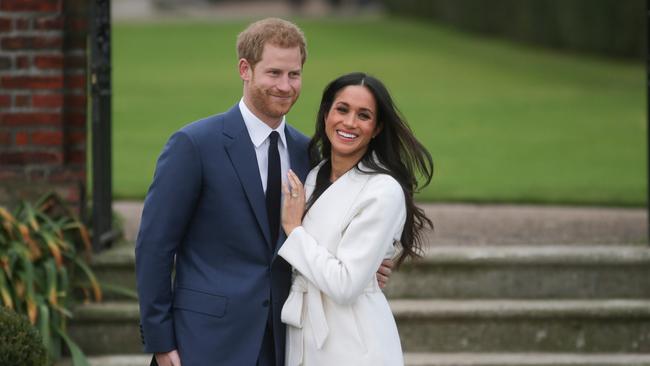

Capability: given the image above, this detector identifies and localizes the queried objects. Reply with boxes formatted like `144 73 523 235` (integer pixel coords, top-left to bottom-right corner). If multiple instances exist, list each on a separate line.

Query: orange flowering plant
0 192 100 365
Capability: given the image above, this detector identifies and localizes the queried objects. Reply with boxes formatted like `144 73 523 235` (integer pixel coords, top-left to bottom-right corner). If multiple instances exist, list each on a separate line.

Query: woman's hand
282 169 306 236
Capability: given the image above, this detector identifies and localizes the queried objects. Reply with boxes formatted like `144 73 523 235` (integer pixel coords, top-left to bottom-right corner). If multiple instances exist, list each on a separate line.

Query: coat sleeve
135 131 202 352
278 176 406 305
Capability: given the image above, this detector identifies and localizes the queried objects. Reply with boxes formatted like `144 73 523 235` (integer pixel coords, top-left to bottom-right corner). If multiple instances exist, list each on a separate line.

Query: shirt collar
239 98 287 148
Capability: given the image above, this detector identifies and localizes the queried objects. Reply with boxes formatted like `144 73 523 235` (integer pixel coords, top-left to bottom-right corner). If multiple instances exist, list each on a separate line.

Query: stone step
393 299 650 353
54 353 650 366
69 302 142 355
384 246 650 299
69 299 650 355
93 243 650 300
91 241 137 300
420 204 647 246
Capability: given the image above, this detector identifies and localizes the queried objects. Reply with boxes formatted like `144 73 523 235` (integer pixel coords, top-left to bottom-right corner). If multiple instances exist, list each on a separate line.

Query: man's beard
248 83 297 121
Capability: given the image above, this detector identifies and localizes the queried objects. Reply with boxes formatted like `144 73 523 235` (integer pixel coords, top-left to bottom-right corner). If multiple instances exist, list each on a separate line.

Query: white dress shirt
239 99 290 193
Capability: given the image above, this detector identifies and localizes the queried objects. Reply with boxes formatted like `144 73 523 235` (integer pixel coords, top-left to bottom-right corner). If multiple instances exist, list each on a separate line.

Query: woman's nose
342 113 356 127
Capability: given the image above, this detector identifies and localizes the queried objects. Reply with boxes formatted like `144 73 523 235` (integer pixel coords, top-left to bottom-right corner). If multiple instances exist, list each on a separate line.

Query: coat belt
281 273 379 365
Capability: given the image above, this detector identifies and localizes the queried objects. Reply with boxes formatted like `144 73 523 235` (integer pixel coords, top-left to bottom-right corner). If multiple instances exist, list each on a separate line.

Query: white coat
278 161 406 366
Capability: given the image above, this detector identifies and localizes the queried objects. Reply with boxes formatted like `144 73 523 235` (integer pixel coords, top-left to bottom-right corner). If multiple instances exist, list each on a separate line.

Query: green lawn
113 17 646 206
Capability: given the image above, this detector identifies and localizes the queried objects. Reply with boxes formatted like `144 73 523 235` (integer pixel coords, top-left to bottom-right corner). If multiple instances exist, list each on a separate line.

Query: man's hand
155 350 181 366
376 258 394 289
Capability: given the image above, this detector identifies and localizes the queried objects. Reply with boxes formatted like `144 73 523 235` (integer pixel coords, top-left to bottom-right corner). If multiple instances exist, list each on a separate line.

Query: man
136 18 392 366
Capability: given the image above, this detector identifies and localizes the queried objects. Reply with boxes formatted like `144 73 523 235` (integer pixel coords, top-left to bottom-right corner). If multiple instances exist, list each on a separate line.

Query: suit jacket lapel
285 126 310 181
222 105 272 248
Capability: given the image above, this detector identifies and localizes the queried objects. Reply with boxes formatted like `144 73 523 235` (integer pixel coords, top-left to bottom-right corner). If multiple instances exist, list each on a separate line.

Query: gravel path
114 201 648 246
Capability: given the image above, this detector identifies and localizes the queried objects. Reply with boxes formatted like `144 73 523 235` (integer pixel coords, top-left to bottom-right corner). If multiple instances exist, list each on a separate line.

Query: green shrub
0 307 48 366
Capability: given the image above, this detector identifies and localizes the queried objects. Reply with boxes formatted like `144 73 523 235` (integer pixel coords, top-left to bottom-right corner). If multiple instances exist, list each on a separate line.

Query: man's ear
238 58 252 81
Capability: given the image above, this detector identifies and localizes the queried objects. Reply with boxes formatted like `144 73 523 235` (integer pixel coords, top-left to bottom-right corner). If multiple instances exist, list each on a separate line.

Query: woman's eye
336 107 348 113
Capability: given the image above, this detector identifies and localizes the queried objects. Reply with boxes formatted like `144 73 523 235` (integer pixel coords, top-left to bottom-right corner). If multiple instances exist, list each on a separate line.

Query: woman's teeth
337 130 357 139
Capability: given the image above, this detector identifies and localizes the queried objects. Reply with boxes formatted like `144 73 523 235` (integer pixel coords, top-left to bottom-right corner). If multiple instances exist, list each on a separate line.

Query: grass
113 17 646 206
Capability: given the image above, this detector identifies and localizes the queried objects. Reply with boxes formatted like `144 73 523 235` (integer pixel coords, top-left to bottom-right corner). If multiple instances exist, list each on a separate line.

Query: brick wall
0 0 89 211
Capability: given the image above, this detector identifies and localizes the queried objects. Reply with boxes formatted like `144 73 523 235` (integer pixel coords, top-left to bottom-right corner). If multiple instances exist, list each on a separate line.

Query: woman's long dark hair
307 72 434 267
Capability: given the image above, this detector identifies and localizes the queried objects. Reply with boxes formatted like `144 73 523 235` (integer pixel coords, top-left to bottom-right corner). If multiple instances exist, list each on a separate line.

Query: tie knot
269 131 279 146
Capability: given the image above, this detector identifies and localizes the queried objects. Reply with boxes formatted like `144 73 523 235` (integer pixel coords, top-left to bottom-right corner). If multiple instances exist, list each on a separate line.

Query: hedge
380 0 645 59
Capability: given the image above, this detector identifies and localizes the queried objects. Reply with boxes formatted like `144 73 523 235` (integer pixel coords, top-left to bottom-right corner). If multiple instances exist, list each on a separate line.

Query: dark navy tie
266 131 281 247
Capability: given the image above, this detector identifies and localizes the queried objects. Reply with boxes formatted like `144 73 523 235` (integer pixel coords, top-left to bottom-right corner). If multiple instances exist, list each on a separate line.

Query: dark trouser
257 308 276 366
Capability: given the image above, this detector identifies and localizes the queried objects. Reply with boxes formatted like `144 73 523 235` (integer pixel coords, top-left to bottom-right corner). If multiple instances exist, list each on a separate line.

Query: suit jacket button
262 300 269 307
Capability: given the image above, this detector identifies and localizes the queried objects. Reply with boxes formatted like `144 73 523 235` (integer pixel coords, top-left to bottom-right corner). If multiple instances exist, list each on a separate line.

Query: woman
279 72 433 365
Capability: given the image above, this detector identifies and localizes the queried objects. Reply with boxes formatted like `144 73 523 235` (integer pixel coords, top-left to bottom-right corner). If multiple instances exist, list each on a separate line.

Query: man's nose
276 75 291 92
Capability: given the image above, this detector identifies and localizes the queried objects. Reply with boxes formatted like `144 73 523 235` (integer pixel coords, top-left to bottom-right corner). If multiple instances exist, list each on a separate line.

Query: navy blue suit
136 104 311 366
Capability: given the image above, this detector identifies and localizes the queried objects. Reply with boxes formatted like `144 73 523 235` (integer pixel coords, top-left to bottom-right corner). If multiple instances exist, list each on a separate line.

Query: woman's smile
336 129 359 140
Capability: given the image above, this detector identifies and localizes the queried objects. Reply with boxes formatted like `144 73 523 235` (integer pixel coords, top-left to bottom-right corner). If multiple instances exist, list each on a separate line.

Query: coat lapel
273 162 372 260
222 105 272 248
303 166 370 230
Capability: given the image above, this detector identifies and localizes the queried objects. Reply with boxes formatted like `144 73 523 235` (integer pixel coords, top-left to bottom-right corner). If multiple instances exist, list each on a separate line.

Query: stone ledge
72 301 140 322
55 353 650 366
391 299 650 319
73 299 650 322
418 245 650 265
404 352 650 366
94 244 650 266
